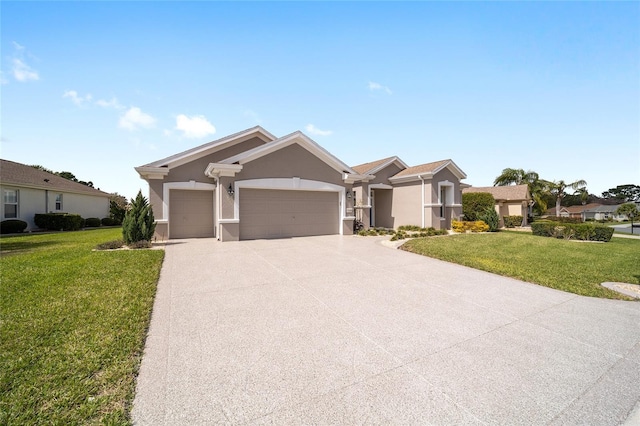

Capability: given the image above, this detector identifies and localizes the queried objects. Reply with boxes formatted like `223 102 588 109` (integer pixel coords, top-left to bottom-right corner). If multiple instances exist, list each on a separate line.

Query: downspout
215 177 220 240
419 175 425 228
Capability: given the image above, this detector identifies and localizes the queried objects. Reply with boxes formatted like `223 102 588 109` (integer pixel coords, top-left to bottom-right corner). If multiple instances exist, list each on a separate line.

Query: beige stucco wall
391 182 421 228
1 184 109 231
373 189 394 228
370 163 403 185
154 222 168 241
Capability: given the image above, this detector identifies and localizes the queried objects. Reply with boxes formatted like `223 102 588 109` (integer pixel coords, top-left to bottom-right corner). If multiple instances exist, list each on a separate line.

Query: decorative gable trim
367 156 408 175
220 131 359 180
143 126 276 169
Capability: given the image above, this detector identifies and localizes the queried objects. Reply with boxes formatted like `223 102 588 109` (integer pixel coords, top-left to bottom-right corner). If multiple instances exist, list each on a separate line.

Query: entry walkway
133 236 640 425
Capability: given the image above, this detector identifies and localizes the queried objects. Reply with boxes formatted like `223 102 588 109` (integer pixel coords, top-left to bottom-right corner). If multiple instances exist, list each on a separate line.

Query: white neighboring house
0 159 111 231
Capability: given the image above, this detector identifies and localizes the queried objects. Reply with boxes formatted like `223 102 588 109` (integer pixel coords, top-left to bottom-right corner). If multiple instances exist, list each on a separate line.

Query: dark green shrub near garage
1 219 28 234
34 213 84 231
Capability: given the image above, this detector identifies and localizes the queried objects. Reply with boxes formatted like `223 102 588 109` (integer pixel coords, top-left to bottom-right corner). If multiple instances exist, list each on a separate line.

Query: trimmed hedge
84 217 102 228
504 215 523 228
34 213 84 231
0 219 28 234
452 220 490 233
531 221 614 242
543 216 583 224
462 192 495 221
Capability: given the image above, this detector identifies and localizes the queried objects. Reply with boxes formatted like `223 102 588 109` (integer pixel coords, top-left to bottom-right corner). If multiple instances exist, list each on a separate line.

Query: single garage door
239 189 339 240
169 189 215 238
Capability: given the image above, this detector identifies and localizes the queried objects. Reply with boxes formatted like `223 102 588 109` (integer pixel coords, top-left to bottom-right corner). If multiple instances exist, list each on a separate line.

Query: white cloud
305 124 333 136
175 114 216 138
119 107 156 130
12 58 39 82
368 81 392 95
63 90 93 107
96 97 124 110
12 41 25 51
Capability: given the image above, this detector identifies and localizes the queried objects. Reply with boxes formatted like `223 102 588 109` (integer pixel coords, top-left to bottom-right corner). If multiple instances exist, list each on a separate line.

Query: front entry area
239 189 339 240
169 189 215 239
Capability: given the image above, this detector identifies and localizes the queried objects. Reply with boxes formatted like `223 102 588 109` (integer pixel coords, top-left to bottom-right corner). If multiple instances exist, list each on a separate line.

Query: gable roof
389 159 467 182
463 184 531 201
351 156 408 175
142 126 276 169
0 159 110 197
543 203 603 216
216 130 358 175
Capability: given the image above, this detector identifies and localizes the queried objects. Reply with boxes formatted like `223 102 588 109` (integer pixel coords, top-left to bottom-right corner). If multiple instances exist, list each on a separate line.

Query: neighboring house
462 184 531 227
0 159 111 231
351 156 467 230
543 203 602 219
135 126 467 241
581 204 628 221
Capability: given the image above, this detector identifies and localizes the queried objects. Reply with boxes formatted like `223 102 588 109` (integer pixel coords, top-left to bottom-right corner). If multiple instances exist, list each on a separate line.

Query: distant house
581 204 628 221
462 184 531 227
543 203 628 222
543 203 601 219
0 159 110 231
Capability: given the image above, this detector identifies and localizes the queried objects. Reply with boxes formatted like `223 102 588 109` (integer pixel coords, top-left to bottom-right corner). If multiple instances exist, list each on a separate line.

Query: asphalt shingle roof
391 159 450 178
463 184 530 201
351 157 396 175
0 159 110 197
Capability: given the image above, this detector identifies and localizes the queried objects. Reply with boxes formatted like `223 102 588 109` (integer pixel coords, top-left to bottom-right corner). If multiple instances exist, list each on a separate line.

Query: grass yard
402 231 640 299
0 228 164 425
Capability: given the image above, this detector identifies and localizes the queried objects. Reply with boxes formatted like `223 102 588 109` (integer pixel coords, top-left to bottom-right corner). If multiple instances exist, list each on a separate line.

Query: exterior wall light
227 184 234 196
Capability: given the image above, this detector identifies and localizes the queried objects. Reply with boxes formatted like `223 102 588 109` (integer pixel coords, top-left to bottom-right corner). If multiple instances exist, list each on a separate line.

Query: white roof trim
220 131 358 176
204 163 243 178
367 156 408 175
389 160 467 183
142 126 277 169
343 173 373 184
135 166 170 180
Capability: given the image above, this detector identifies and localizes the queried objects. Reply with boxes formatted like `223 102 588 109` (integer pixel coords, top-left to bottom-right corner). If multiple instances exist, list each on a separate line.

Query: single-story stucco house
543 202 602 219
462 184 531 227
351 156 467 230
0 159 111 231
135 126 467 241
581 204 629 221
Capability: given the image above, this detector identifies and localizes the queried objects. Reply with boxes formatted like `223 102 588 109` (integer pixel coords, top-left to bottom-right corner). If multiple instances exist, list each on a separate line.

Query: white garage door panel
240 189 338 240
170 190 215 239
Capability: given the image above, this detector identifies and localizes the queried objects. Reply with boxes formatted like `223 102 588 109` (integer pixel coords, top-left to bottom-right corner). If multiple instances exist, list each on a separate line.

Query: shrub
127 240 152 249
95 240 124 250
84 217 101 228
452 220 489 233
34 213 83 231
398 225 422 231
101 217 117 226
0 219 28 234
122 191 156 244
531 221 614 242
545 216 582 224
478 208 499 232
503 215 523 228
462 192 495 221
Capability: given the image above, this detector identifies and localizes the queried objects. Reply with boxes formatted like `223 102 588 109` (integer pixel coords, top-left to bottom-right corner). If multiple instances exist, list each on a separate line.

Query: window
55 194 63 211
440 187 446 218
4 189 18 219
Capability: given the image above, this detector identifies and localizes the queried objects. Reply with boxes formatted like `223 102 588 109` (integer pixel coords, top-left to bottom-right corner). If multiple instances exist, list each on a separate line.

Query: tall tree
546 179 587 217
616 203 639 234
602 184 640 203
493 168 546 215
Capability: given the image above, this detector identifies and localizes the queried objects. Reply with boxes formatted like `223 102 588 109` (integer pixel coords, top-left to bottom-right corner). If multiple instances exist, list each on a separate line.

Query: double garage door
239 189 339 240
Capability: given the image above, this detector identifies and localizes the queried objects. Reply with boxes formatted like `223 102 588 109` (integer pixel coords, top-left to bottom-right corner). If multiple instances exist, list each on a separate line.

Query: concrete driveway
132 235 640 425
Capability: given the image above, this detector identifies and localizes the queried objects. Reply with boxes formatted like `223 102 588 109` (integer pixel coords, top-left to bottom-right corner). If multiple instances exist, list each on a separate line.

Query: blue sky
2 1 638 200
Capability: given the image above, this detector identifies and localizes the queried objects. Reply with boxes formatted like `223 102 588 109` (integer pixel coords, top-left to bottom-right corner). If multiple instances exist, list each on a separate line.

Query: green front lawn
402 231 639 299
0 229 164 424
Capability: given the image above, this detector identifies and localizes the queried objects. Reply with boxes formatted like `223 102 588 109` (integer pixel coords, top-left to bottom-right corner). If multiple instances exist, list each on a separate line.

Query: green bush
122 191 156 244
101 217 117 226
84 217 102 228
398 225 422 231
0 219 28 234
545 216 583 224
478 207 499 232
34 213 83 231
462 192 495 221
503 215 523 228
531 221 614 242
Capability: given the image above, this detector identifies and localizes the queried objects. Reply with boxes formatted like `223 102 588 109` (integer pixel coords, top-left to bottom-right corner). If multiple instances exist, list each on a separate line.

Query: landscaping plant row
0 214 121 234
531 220 614 242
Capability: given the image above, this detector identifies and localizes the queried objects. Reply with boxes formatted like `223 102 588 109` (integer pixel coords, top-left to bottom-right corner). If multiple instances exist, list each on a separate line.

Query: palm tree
493 168 546 216
546 179 587 217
